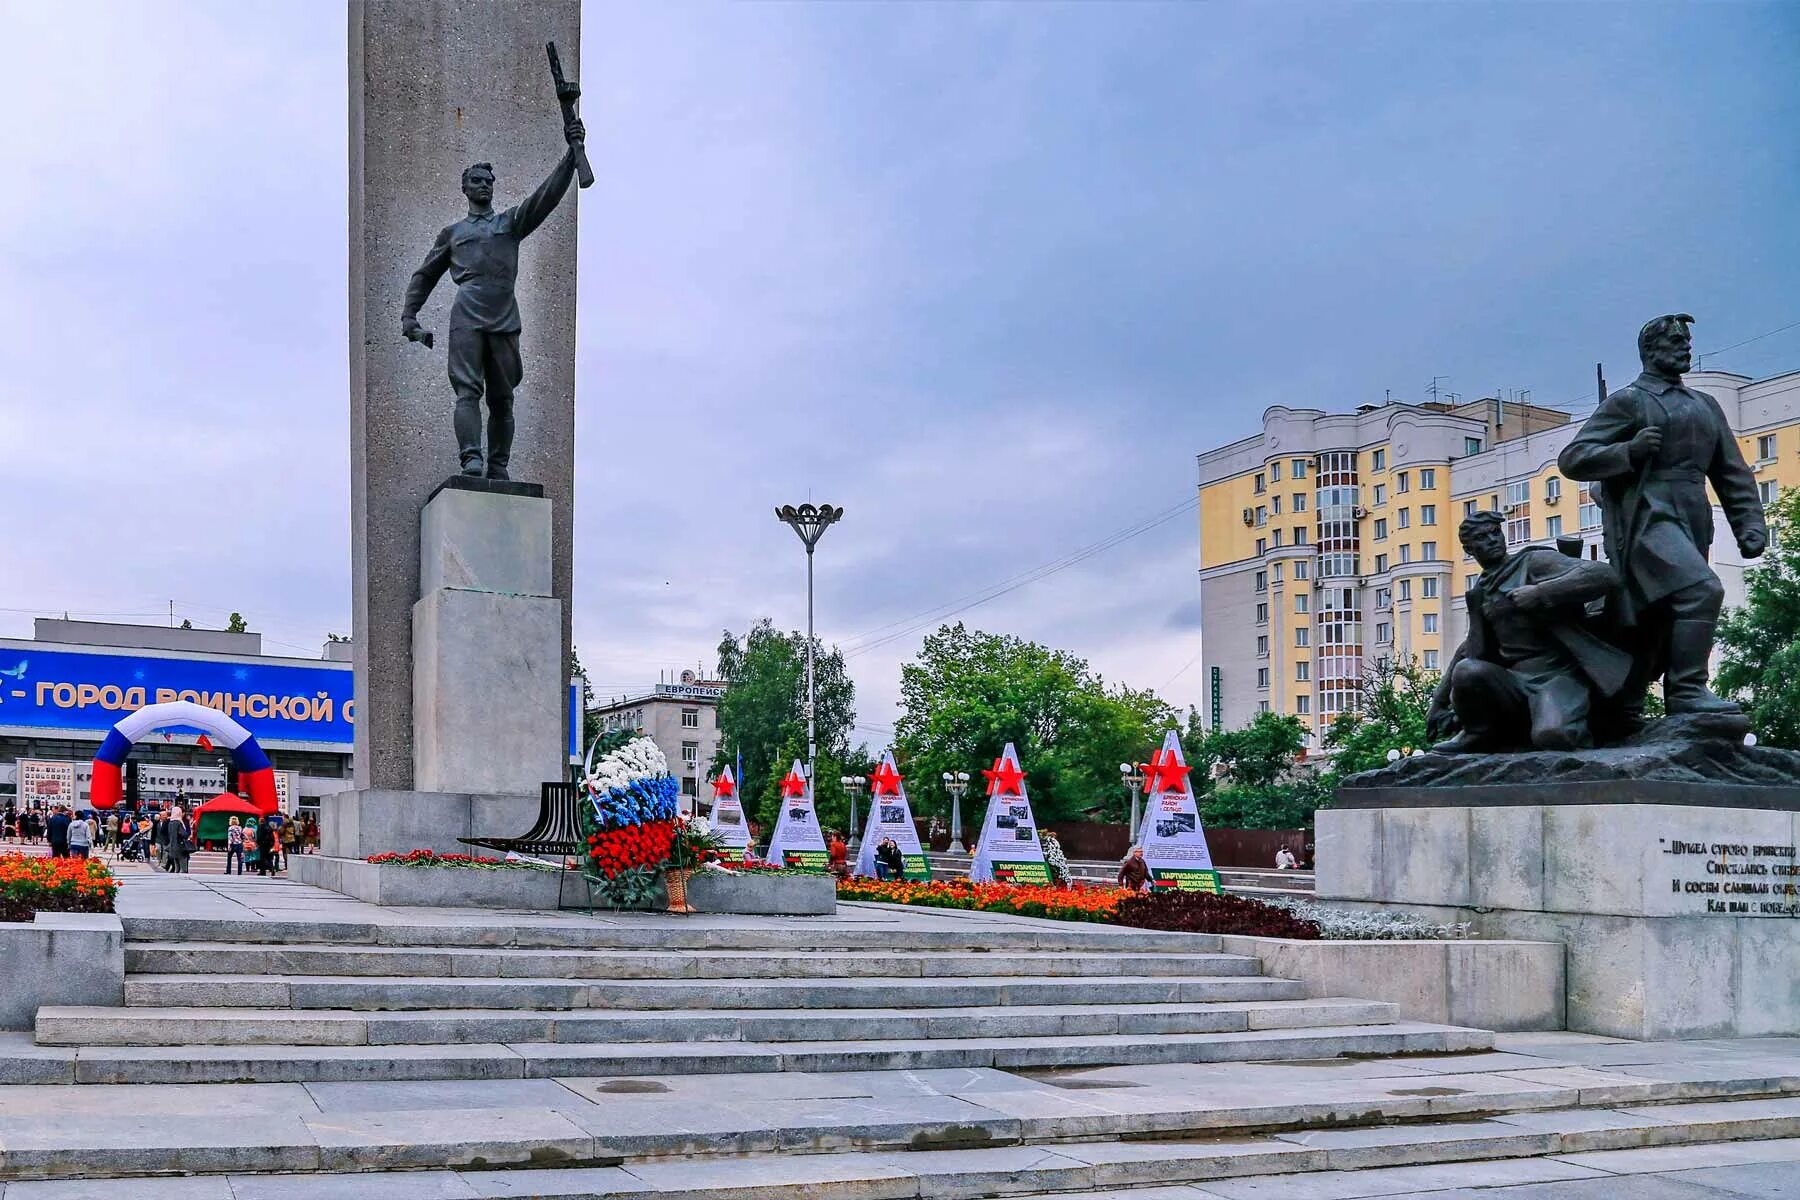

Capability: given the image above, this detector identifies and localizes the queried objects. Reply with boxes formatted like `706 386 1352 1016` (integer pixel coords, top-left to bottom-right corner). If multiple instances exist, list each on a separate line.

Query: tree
1717 488 1800 747
895 623 1175 823
711 620 856 828
226 612 249 633
1179 710 1319 831
1321 656 1440 777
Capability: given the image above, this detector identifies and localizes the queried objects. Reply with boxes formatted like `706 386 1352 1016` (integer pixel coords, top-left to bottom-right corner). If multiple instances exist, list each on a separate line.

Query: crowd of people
2 800 319 875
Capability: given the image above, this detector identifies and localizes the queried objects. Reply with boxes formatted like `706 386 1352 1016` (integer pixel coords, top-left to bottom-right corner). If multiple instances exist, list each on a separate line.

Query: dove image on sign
854 751 930 880
764 759 829 870
1139 729 1221 892
707 767 751 865
968 742 1049 886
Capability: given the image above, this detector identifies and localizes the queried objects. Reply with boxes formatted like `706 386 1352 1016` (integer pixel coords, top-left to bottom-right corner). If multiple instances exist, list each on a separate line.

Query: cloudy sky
3 1 1797 748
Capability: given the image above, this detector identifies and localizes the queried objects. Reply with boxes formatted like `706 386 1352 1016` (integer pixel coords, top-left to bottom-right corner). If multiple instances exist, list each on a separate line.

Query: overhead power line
841 495 1199 661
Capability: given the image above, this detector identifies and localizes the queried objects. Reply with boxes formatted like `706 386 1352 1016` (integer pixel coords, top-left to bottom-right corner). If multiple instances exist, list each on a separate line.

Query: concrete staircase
19 915 1487 1085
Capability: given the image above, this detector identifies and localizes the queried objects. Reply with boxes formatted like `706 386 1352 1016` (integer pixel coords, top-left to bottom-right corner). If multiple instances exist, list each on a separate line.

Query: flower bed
0 854 119 923
365 850 557 871
837 878 1128 923
1115 890 1320 939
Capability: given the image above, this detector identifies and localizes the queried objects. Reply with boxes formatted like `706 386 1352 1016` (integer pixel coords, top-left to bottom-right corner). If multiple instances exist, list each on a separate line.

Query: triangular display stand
707 767 751 865
968 741 1050 885
854 750 930 880
764 758 829 870
1139 729 1222 892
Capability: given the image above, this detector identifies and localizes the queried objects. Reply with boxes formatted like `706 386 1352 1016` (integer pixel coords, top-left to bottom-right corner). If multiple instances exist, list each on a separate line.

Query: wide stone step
122 971 1310 1011
37 996 1400 1046
121 941 1262 979
121 914 1227 953
27 1022 1492 1084
0 1090 1794 1185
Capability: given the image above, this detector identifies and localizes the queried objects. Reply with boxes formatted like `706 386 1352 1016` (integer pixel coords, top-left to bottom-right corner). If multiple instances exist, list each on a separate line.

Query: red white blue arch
90 701 277 814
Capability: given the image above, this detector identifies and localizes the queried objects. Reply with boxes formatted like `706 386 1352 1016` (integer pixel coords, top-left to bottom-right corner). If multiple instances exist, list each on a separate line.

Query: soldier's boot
1662 620 1738 714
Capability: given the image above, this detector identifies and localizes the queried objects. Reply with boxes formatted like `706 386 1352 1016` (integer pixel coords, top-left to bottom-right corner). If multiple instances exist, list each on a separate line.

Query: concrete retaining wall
688 871 835 915
1218 933 1565 1032
292 856 564 909
0 912 125 1030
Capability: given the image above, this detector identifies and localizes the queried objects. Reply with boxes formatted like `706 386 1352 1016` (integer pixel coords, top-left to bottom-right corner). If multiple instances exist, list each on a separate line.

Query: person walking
166 806 192 874
255 818 277 877
225 817 245 875
45 805 71 859
66 810 93 860
281 818 298 870
105 811 120 851
1118 845 1152 892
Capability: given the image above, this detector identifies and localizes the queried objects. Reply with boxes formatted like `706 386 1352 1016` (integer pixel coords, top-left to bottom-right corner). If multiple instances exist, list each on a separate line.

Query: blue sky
2 1 1797 747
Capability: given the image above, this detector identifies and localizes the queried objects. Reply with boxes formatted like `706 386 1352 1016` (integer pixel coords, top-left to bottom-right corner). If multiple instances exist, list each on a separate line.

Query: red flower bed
837 877 1128 923
365 850 555 871
0 854 119 923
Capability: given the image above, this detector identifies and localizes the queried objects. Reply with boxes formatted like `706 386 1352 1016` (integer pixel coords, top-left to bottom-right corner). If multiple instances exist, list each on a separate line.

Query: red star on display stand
711 772 736 798
868 761 904 796
983 756 1026 796
779 768 809 798
1140 748 1192 796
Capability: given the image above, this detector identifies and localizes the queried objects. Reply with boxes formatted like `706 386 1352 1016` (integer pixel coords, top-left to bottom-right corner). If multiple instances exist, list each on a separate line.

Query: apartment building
1196 368 1800 741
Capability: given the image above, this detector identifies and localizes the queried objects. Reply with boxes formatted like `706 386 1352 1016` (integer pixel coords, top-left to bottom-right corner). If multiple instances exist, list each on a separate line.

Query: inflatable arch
89 701 278 815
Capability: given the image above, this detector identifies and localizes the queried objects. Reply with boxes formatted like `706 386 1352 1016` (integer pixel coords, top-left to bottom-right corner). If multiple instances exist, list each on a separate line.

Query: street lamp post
1118 762 1145 843
941 770 971 854
774 504 844 783
839 774 867 853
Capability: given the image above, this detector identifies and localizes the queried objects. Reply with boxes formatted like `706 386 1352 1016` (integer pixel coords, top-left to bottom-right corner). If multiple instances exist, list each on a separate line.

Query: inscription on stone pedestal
1662 837 1800 916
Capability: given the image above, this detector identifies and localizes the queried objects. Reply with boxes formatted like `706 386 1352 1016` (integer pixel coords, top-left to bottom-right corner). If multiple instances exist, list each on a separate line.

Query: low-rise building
588 671 726 806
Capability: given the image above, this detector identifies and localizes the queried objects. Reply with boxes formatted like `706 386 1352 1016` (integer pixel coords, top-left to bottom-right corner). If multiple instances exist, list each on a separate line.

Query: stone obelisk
349 0 578 794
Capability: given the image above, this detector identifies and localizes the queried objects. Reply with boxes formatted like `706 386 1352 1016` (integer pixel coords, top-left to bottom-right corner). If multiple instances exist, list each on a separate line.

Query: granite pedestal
1318 788 1800 1039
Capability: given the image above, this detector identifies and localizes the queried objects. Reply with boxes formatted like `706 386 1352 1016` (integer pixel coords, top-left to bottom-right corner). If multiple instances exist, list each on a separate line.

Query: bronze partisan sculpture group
401 43 593 481
1427 313 1766 753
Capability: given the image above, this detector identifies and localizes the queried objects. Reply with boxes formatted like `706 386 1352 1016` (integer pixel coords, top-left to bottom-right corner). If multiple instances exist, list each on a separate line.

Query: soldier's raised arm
512 117 584 239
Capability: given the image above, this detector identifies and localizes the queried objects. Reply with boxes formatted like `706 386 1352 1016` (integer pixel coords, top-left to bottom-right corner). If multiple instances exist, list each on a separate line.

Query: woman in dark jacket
255 818 278 876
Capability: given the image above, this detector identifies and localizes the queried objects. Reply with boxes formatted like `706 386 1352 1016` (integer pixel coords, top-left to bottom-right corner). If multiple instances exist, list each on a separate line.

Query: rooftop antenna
1427 376 1450 403
1595 362 1607 405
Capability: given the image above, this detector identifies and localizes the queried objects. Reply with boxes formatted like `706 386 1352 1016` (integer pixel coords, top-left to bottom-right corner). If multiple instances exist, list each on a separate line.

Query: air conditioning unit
1242 508 1254 526
1352 506 1369 519
1545 492 1560 505
1501 503 1517 515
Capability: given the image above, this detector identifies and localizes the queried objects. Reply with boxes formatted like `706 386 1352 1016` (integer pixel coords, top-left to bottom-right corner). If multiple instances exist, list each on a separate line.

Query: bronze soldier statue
1557 314 1766 720
1428 511 1630 752
400 87 586 480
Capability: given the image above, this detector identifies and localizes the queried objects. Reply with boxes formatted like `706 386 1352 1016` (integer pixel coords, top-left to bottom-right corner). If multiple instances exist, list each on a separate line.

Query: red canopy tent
193 793 262 845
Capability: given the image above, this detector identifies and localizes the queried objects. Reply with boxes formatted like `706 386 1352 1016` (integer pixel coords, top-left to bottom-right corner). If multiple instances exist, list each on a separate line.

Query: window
1399 544 1413 564
1464 499 1479 517
1271 495 1282 515
1759 434 1778 463
1466 573 1480 591
1422 577 1439 599
1398 579 1413 601
1296 661 1310 681
1373 484 1387 505
1294 561 1310 580
1420 468 1437 489
1256 635 1269 657
1294 526 1307 544
1255 602 1269 624
1254 570 1268 592
1272 529 1284 547
1423 613 1439 634
1372 448 1387 471
681 741 699 766
1295 695 1311 715
1507 516 1531 544
1375 621 1391 644
1579 484 1601 531
1397 471 1410 494
1546 515 1564 539
1295 628 1310 647
1256 538 1267 555
1293 493 1307 512
1295 594 1309 614
1254 472 1266 494
1271 562 1283 583
1270 461 1283 482
1506 480 1530 507
1423 649 1440 670
1545 476 1562 503
1760 480 1779 506
1375 586 1392 609
1256 668 1270 688
1421 540 1437 560
1292 458 1308 478
1374 518 1388 540
1258 700 1271 713
680 708 699 729
1421 505 1437 526
1255 506 1268 526
1397 508 1411 529
681 776 697 797
1375 553 1389 573
1465 437 1484 456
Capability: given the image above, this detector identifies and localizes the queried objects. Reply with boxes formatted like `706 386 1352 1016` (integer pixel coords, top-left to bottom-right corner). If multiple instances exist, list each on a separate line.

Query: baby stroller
117 826 153 863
